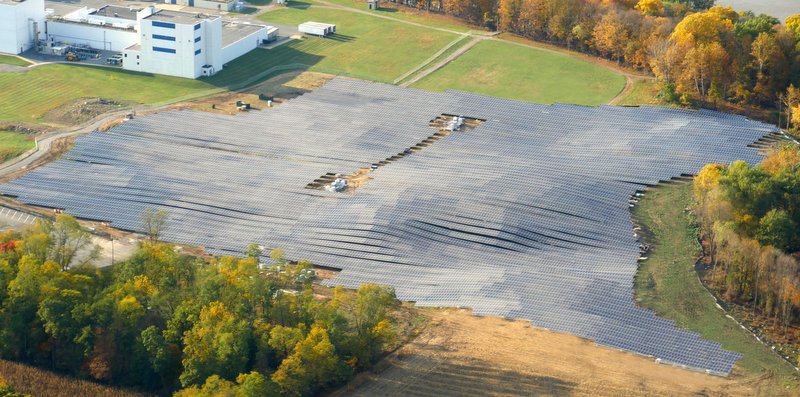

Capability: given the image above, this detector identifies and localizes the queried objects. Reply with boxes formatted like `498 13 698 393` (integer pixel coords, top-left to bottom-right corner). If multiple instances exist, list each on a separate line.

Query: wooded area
694 146 800 334
0 216 403 396
387 0 800 126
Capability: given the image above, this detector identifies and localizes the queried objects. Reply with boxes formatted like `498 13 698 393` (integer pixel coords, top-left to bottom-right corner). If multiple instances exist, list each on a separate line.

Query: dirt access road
340 309 783 397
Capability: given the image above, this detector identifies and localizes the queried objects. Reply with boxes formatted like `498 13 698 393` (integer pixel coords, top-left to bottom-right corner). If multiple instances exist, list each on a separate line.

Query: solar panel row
0 78 775 375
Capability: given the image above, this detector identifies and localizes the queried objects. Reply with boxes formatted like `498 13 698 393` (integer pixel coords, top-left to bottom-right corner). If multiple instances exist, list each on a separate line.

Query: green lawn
258 5 458 82
0 55 31 67
616 79 669 106
0 130 35 163
411 40 625 106
315 0 475 33
633 182 799 389
396 35 471 85
0 65 214 124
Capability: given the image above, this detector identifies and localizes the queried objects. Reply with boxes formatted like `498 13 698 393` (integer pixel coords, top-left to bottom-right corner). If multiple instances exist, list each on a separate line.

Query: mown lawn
633 182 799 389
0 55 31 67
257 5 458 82
0 65 214 124
616 78 670 106
411 40 625 106
396 35 471 85
0 130 35 163
316 0 475 33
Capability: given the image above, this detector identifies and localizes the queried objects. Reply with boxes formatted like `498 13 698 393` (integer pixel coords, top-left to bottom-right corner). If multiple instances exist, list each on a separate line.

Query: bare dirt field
170 71 334 115
43 98 129 126
339 308 784 397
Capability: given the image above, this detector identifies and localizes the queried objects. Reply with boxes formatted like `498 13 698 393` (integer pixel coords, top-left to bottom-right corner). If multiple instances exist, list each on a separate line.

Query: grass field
633 181 799 390
257 5 458 82
411 40 625 106
0 55 31 67
616 79 668 106
0 131 35 163
0 65 214 124
316 0 475 33
396 35 471 85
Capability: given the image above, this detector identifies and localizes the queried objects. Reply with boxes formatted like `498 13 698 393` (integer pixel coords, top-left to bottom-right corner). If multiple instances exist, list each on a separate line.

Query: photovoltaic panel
0 79 777 375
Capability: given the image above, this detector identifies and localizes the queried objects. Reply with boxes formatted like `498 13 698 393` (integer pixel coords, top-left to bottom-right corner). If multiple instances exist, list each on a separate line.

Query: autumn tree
635 0 663 17
141 208 168 244
271 325 349 396
786 14 800 38
180 301 252 387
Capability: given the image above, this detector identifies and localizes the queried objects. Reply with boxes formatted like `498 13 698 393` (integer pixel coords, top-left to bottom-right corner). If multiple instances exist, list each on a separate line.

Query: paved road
0 109 134 178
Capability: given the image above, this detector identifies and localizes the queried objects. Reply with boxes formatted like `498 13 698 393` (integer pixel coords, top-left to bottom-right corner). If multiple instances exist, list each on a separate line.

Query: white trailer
298 21 335 37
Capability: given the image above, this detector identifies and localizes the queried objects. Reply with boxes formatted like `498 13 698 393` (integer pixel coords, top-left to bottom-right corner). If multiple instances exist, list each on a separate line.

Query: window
124 53 127 57
152 21 176 29
194 36 201 43
153 34 176 42
194 24 201 30
195 49 202 55
153 46 176 54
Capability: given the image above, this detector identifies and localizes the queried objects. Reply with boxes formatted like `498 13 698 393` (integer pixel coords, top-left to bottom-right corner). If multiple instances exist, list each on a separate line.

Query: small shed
299 21 336 37
367 0 379 10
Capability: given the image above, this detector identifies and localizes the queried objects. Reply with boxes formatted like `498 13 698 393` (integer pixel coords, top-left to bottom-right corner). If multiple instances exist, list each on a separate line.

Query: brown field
0 359 152 397
171 71 334 115
338 308 786 397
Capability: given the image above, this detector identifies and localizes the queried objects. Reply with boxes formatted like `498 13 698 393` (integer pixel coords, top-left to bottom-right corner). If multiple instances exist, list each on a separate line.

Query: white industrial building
122 10 272 78
165 0 236 12
45 5 156 52
0 0 45 54
0 0 277 79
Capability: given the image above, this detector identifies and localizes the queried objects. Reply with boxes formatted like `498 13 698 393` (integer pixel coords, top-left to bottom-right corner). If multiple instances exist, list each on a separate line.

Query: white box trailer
299 21 335 37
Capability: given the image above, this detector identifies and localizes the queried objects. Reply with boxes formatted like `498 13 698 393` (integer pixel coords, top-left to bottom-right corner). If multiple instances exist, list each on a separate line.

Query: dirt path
400 36 483 87
338 309 781 396
393 34 468 84
608 75 640 106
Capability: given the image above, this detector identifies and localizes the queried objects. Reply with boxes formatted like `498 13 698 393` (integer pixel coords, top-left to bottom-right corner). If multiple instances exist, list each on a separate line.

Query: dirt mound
43 98 128 126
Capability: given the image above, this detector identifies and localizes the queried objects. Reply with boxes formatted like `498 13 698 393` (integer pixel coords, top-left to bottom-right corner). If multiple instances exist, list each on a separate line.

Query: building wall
165 0 235 12
130 16 222 79
46 21 138 51
121 46 142 71
220 25 266 64
0 0 46 54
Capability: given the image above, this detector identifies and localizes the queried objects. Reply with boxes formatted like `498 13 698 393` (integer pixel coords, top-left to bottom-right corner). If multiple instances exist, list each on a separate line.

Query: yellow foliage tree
635 0 663 16
671 9 733 45
760 146 800 175
792 104 800 128
593 12 629 61
787 14 800 37
693 163 725 200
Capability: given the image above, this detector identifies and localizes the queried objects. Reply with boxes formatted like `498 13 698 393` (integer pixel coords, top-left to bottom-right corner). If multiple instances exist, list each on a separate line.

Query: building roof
145 9 217 25
222 21 267 47
92 5 139 21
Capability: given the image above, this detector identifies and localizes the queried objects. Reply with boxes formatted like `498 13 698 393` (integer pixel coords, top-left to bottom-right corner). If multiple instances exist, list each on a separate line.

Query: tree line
693 146 800 331
387 0 800 126
0 214 402 396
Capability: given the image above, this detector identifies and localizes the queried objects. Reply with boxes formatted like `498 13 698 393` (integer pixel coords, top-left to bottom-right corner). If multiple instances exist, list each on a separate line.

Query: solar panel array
0 78 774 375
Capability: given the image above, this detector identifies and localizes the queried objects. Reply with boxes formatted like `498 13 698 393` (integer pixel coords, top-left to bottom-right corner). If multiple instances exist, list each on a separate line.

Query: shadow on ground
348 355 576 396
